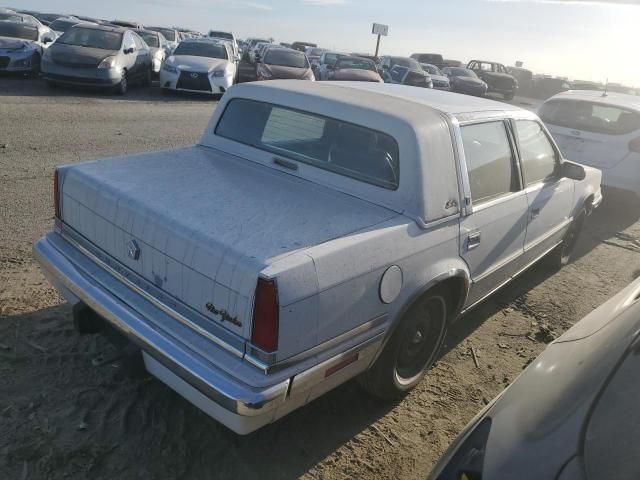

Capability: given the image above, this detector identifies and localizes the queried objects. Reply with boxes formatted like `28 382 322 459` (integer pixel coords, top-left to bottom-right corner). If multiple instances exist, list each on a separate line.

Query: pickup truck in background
34 81 601 434
468 60 519 100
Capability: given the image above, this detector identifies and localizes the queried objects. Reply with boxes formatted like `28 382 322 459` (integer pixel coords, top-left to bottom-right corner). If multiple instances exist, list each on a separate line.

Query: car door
459 120 529 308
122 32 138 78
132 33 149 80
514 119 574 265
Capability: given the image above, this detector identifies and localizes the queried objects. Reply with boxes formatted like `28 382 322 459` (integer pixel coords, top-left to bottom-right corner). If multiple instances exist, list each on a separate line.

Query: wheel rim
395 296 446 385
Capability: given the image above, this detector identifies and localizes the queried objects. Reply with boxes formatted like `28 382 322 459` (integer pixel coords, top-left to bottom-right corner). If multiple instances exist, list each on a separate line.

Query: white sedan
540 90 640 196
160 38 236 95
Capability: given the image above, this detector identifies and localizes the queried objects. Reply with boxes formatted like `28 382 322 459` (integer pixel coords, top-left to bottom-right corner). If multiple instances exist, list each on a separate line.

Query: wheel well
436 277 468 321
584 194 595 215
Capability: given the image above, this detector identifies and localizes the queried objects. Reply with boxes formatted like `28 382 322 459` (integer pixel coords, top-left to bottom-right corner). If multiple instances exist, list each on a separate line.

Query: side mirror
561 161 586 181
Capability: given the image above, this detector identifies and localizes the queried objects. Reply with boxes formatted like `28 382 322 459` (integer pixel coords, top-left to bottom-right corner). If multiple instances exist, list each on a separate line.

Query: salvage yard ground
1 75 638 480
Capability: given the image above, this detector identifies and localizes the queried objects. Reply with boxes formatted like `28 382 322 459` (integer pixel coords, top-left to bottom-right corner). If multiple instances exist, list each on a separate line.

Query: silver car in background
145 26 179 52
136 28 167 74
160 38 237 95
41 24 152 94
0 21 56 75
48 17 86 37
429 276 640 480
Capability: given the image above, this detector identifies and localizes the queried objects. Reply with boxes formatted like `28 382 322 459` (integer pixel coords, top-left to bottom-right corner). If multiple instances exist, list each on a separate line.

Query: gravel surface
2 75 640 480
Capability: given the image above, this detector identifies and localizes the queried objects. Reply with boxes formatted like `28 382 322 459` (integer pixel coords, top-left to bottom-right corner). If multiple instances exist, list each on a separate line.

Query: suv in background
467 60 518 100
410 53 444 68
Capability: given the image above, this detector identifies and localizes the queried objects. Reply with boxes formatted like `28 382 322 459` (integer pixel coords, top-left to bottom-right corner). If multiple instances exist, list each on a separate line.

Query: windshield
174 42 228 59
137 31 159 48
540 100 640 135
448 67 477 78
422 64 442 75
209 31 232 40
35 13 63 23
264 49 308 68
148 27 175 41
250 38 268 47
49 19 79 33
0 23 38 41
335 57 376 71
0 13 22 22
307 48 325 57
391 57 422 70
58 27 122 50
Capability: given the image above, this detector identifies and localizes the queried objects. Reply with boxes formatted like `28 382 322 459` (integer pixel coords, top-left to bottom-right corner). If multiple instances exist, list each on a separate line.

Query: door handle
531 208 540 220
467 232 481 251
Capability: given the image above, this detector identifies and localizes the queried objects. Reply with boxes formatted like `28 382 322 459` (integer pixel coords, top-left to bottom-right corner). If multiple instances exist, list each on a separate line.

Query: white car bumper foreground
160 68 233 94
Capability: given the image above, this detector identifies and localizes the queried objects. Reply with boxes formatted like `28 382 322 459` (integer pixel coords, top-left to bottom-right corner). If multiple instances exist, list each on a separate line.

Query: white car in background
160 38 236 95
540 90 640 196
207 30 238 58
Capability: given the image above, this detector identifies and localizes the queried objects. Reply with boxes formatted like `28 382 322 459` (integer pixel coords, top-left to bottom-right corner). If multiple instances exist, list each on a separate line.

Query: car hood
50 43 116 67
331 69 381 82
264 63 310 79
430 74 449 83
170 55 227 72
0 36 37 51
452 75 485 85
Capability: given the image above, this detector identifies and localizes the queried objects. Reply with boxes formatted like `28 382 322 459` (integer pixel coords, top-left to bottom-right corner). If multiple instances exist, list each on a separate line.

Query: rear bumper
34 230 383 433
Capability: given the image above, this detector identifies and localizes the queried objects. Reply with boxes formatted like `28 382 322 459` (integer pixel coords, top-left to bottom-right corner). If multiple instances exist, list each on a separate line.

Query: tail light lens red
629 137 640 154
53 169 61 219
251 277 279 353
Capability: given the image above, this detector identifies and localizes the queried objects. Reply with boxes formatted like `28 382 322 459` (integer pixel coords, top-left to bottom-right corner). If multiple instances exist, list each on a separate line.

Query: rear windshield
49 19 79 33
0 23 38 41
137 31 159 48
174 42 228 59
35 13 63 23
148 27 175 41
58 27 123 50
263 49 308 68
215 99 400 190
415 54 443 63
540 100 640 135
422 64 442 75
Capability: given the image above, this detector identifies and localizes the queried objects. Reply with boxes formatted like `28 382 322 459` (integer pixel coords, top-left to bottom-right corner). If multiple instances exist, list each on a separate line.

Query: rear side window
515 120 558 185
215 99 400 190
540 100 640 135
461 121 519 204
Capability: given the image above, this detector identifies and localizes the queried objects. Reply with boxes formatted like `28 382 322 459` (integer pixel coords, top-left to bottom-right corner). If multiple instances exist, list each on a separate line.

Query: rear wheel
504 91 515 101
358 288 449 400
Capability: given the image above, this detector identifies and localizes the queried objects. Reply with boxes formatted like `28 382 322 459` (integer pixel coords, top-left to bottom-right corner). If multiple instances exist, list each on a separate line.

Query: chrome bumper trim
33 232 289 417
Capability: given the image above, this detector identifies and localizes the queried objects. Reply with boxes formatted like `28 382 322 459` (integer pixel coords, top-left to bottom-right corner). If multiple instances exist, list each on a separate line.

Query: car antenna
602 78 608 97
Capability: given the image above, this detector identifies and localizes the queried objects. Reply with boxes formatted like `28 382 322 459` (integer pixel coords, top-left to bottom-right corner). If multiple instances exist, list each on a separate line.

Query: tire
358 287 449 400
30 53 41 77
143 67 152 87
504 92 515 101
115 72 128 95
546 207 586 269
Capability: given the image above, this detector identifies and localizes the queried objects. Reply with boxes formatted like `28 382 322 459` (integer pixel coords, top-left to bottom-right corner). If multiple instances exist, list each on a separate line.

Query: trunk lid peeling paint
59 145 396 339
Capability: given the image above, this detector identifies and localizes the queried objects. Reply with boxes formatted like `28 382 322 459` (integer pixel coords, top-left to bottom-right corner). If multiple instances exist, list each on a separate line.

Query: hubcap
395 296 446 384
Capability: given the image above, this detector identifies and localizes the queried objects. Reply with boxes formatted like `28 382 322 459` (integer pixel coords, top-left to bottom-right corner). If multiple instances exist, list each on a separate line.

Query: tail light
629 137 640 154
53 169 61 219
251 277 279 353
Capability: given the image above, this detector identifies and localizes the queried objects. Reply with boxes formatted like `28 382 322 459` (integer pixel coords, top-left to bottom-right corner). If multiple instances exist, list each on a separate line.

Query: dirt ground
1 75 639 480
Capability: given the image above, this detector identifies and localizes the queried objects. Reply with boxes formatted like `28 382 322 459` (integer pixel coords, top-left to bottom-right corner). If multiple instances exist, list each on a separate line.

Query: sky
15 0 640 85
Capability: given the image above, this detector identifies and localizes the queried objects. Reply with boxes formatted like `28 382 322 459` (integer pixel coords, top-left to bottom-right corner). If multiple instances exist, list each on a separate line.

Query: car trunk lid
59 146 396 339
